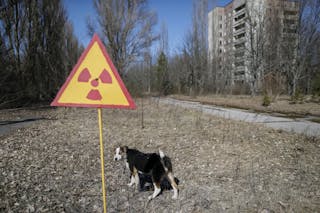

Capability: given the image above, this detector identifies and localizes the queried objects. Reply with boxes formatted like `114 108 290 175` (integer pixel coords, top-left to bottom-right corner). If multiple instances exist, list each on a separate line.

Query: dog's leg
148 183 161 200
129 167 140 191
167 172 179 199
127 175 135 187
128 167 138 187
134 172 140 191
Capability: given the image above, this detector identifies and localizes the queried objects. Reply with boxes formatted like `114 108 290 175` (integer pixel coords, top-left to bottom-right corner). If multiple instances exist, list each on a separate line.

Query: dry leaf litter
1 98 320 212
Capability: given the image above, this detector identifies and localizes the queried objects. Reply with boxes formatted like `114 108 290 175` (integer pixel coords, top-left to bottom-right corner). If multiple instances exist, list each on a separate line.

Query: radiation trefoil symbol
50 34 136 109
78 68 112 100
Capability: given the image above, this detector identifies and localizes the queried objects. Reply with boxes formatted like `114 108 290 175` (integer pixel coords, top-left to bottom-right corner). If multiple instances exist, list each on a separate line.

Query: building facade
208 0 299 92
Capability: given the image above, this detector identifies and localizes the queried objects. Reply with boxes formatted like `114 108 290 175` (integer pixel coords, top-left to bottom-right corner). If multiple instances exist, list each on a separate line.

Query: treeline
0 0 83 108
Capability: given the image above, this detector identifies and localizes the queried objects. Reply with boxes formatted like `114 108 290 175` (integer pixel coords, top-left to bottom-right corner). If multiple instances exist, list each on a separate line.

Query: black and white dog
114 146 179 200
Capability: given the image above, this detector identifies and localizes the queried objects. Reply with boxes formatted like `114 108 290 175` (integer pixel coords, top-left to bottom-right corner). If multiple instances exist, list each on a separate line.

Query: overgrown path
160 98 320 138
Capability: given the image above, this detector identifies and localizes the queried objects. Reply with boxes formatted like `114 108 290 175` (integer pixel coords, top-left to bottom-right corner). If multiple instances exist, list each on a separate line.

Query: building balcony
233 27 246 36
234 3 246 13
233 37 246 44
233 46 245 53
234 22 245 30
281 33 298 40
234 56 245 62
234 13 246 22
233 70 246 79
284 10 299 16
283 28 297 34
234 52 245 60
234 66 246 72
233 49 245 57
233 75 246 81
233 19 245 27
234 41 246 48
234 8 246 18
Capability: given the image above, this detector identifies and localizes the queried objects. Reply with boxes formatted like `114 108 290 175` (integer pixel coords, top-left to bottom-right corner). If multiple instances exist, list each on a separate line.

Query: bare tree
262 11 287 99
245 0 267 95
296 0 320 94
183 0 208 95
159 21 169 56
89 0 158 77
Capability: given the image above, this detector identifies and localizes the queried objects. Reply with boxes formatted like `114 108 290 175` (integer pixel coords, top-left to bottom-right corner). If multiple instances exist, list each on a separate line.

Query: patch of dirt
171 95 320 117
1 99 320 212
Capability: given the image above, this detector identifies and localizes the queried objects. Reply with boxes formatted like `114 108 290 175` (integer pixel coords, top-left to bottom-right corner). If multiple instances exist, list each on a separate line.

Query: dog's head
113 146 128 161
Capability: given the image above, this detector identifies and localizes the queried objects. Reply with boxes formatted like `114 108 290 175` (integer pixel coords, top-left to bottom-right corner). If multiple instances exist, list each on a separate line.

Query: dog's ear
120 146 128 153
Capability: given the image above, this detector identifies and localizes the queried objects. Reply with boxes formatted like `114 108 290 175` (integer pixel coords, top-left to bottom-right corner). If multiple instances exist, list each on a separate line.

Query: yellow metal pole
98 108 107 213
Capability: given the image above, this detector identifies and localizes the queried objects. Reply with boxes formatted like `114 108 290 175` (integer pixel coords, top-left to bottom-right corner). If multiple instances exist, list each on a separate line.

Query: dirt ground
1 98 320 212
171 95 320 117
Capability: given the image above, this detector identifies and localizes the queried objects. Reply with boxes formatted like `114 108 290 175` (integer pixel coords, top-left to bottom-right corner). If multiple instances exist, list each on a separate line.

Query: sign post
51 34 136 213
98 108 107 212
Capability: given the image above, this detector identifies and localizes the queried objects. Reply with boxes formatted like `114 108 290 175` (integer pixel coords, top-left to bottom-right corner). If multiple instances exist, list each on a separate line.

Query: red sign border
50 34 136 109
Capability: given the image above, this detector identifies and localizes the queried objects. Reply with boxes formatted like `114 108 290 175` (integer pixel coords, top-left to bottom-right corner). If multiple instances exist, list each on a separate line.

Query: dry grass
1 98 320 212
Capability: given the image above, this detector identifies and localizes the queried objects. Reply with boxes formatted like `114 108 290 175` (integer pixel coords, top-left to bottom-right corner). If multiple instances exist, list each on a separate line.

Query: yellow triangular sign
51 34 136 109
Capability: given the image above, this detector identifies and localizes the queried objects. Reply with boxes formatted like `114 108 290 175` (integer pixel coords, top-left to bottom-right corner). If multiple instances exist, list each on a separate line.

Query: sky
63 0 232 55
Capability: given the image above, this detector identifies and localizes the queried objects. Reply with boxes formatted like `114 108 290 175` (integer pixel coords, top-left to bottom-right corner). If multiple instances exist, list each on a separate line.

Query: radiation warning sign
51 34 136 109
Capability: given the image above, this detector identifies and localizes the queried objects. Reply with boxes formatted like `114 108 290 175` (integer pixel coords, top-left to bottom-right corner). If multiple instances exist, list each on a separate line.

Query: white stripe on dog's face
114 147 122 161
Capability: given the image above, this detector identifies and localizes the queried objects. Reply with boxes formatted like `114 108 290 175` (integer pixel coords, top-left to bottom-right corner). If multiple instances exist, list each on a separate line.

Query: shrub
291 89 304 104
312 73 320 96
262 93 271 107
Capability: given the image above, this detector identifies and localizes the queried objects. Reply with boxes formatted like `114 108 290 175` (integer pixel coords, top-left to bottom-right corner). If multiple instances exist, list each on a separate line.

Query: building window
235 43 245 49
283 19 296 25
235 71 245 76
284 36 297 42
235 23 245 31
220 24 222 29
283 28 297 33
219 49 222 53
234 33 245 39
235 4 246 12
235 61 245 67
219 40 222 45
284 10 298 16
219 32 222 37
235 51 245 57
219 15 222 20
234 13 245 22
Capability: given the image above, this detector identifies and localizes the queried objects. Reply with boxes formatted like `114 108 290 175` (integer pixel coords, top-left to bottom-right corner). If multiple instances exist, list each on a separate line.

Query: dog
114 146 179 200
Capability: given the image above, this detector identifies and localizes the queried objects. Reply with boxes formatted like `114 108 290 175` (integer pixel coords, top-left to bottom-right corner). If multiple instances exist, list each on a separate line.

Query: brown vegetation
1 99 319 212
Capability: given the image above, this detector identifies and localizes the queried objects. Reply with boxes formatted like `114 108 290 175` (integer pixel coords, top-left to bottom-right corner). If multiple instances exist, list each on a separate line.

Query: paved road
0 117 45 136
160 98 320 138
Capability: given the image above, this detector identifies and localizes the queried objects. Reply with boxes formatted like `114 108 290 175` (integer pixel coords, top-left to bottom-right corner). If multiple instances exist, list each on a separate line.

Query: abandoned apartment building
208 0 299 92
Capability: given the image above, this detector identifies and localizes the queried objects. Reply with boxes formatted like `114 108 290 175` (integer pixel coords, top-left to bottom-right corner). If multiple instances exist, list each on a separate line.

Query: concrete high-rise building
208 0 299 92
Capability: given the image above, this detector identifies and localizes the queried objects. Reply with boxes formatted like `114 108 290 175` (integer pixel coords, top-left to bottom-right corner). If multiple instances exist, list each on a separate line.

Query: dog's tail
159 150 173 173
159 150 165 158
